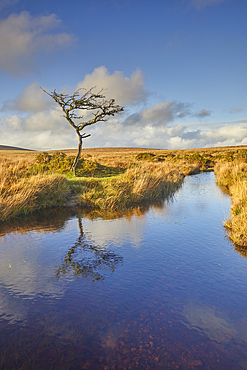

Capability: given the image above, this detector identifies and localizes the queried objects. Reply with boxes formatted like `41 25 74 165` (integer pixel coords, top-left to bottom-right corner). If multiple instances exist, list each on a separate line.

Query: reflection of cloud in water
0 215 125 325
183 301 247 369
183 301 247 345
183 302 236 344
0 231 67 324
83 214 147 248
0 234 64 296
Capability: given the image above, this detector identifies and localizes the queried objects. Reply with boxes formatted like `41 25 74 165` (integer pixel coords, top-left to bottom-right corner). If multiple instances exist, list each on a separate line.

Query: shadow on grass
30 151 126 178
75 162 125 178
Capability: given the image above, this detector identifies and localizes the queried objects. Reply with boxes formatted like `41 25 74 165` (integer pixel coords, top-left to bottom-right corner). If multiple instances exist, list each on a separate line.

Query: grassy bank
215 161 247 247
1 146 247 248
0 158 70 221
0 150 186 221
68 162 184 210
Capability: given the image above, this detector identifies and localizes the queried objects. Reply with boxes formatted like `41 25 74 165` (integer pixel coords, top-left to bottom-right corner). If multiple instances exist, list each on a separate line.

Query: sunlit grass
215 160 247 247
1 145 247 248
68 162 184 210
0 156 70 221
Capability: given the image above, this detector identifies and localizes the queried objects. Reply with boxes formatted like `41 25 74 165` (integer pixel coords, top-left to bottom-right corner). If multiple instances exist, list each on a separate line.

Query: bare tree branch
42 87 124 175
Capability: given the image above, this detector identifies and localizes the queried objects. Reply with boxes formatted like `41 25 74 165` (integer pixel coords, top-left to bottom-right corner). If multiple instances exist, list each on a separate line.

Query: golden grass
0 148 186 221
215 161 247 247
69 162 184 210
0 158 70 221
214 161 247 187
1 145 247 249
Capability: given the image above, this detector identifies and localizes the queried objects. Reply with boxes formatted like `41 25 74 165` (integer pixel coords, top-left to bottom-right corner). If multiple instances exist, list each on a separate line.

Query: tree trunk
71 130 82 176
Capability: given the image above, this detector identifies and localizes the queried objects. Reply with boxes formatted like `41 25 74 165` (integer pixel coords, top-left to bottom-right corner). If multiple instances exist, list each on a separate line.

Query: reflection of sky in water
1 172 247 369
184 301 237 343
0 231 68 323
183 301 247 368
82 214 146 248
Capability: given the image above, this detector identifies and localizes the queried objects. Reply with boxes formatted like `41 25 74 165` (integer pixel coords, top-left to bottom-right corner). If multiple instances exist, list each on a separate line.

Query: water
1 172 247 369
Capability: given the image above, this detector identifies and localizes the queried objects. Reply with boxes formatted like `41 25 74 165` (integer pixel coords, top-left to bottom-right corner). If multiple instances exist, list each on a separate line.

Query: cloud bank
0 11 75 76
1 66 247 151
1 109 247 151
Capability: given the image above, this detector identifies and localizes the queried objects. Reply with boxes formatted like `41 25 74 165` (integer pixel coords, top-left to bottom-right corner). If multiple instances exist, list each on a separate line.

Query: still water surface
1 172 247 369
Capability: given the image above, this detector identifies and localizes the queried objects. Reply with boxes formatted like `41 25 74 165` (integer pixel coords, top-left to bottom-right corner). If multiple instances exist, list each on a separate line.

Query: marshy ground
0 145 247 247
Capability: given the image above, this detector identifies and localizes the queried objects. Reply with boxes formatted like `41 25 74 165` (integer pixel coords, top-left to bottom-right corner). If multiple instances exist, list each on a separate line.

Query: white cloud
77 66 148 106
142 101 191 125
0 66 150 149
203 124 247 142
1 105 247 151
0 107 77 150
0 11 75 76
1 67 146 114
1 66 246 151
191 0 225 9
2 82 53 112
83 119 247 150
141 102 176 125
23 107 68 132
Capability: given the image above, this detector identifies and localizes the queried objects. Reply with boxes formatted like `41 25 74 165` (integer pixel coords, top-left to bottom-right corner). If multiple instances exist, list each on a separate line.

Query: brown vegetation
0 153 70 221
215 160 247 247
69 162 184 210
1 145 247 248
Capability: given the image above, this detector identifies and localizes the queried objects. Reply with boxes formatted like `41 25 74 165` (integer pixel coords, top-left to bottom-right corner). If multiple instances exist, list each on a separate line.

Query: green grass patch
29 151 123 177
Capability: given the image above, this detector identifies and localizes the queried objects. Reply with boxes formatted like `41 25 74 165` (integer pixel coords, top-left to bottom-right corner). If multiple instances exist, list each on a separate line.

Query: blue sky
0 0 247 150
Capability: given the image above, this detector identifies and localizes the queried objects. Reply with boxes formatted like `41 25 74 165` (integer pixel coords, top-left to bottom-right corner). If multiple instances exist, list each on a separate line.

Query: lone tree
42 87 124 175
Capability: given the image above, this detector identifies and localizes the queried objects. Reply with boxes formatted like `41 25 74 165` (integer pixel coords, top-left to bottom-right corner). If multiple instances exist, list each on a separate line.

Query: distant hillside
0 145 34 151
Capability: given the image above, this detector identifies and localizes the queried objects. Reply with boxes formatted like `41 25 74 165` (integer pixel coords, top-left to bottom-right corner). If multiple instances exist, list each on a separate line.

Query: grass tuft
0 158 70 221
69 163 184 210
1 145 247 249
215 161 247 246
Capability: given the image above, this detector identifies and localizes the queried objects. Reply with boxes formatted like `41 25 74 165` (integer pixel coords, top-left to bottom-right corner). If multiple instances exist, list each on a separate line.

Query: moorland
0 145 246 247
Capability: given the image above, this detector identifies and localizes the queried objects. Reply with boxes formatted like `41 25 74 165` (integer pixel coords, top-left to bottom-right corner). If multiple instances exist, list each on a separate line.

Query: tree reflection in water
55 218 123 282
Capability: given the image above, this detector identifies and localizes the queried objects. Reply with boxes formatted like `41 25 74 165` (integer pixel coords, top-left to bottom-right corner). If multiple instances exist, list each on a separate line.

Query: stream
1 172 247 369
